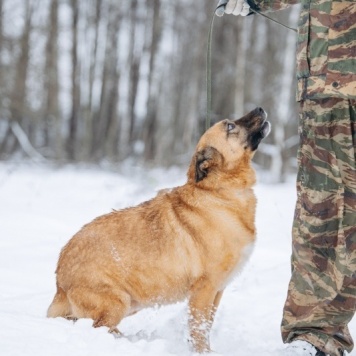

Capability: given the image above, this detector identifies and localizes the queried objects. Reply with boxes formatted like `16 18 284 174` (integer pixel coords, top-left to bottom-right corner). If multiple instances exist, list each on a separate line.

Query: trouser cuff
294 332 345 356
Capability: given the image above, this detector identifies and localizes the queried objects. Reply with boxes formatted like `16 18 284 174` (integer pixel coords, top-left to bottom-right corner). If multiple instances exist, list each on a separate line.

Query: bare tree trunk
0 0 5 157
248 19 267 109
103 2 121 160
67 0 80 161
181 2 207 155
0 0 3 90
127 0 139 146
83 0 101 160
143 0 162 162
43 0 60 158
234 20 250 118
105 69 120 159
5 0 33 155
10 121 45 162
270 6 299 182
91 0 121 160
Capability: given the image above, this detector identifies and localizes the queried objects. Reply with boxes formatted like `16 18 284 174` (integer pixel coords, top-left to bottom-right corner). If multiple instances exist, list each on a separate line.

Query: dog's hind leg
68 287 130 335
47 286 72 319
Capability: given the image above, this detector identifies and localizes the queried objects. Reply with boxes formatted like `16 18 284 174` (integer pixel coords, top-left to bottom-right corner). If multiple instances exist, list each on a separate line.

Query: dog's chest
219 242 254 289
209 189 256 235
204 189 256 288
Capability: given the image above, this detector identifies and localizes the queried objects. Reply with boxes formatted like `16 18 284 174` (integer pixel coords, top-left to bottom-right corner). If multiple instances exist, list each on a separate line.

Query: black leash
206 1 297 131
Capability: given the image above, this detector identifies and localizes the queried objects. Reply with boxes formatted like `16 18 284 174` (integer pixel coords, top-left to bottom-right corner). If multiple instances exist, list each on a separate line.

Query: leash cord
249 8 297 33
205 4 297 131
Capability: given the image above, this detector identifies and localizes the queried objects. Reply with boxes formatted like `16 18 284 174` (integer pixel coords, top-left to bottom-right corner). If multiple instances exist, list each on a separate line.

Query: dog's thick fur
47 108 270 353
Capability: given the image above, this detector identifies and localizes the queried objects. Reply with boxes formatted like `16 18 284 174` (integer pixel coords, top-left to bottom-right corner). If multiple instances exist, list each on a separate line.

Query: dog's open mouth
260 119 271 139
237 107 271 151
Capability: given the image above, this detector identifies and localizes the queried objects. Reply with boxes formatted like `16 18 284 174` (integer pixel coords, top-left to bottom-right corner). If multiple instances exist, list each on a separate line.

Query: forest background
0 0 301 182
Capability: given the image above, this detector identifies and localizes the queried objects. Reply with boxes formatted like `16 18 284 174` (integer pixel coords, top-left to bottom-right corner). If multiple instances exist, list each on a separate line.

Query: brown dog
47 107 270 353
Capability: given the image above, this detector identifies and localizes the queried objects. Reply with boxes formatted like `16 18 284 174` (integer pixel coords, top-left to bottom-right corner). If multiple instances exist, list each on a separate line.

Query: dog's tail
47 285 71 318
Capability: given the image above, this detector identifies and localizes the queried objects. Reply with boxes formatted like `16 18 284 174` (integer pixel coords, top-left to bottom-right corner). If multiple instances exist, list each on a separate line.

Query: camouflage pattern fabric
281 98 356 356
247 0 356 100
243 1 356 354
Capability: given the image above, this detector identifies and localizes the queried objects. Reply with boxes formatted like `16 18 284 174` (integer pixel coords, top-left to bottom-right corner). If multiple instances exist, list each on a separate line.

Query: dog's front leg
210 290 224 326
188 280 218 353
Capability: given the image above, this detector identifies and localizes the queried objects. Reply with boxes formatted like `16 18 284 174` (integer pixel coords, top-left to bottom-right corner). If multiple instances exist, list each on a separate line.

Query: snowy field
0 162 355 356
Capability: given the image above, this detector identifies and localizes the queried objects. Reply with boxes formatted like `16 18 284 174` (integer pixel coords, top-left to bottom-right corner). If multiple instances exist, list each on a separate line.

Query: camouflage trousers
281 98 356 356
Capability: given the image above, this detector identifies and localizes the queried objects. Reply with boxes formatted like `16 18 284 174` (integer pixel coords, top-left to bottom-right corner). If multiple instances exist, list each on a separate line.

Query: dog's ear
195 146 220 182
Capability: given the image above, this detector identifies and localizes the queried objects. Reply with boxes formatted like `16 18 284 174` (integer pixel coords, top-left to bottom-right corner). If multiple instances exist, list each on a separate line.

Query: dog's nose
255 107 267 118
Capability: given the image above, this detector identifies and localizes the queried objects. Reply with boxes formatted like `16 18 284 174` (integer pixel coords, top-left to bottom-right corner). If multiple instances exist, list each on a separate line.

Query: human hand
215 0 250 17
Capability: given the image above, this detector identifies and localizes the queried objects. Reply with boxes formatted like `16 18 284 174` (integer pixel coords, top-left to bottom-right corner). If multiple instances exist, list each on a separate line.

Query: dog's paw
109 327 122 338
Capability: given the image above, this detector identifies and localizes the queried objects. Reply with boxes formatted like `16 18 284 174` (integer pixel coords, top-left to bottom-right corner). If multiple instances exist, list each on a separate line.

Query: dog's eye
227 123 235 131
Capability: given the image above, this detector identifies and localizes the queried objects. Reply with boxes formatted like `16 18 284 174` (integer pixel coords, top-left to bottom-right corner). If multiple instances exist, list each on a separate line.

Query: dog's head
188 107 271 185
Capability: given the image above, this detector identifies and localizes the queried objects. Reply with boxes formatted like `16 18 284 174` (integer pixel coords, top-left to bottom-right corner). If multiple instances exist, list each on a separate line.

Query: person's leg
281 98 356 356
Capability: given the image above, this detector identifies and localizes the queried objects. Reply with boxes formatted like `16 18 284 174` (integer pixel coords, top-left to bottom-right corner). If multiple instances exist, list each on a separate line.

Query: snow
0 162 355 356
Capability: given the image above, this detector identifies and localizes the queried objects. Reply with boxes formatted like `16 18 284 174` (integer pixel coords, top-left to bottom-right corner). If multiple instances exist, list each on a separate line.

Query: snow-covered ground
0 162 355 356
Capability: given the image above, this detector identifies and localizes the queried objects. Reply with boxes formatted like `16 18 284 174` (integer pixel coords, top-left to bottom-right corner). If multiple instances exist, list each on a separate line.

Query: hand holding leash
215 0 250 17
215 0 297 31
